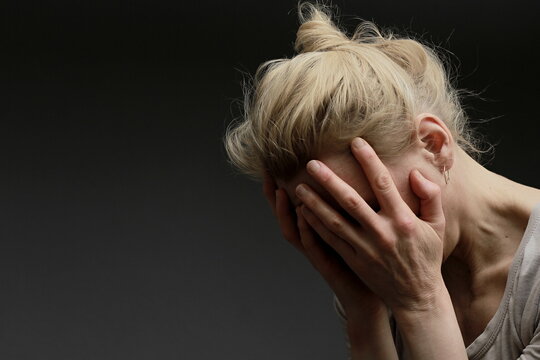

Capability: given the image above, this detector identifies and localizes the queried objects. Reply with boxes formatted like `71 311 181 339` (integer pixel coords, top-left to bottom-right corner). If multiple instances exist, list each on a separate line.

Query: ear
415 113 454 170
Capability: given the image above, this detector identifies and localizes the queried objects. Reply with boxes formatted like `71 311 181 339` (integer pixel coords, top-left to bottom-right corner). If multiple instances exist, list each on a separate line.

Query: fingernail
306 160 320 174
296 184 308 197
352 137 366 149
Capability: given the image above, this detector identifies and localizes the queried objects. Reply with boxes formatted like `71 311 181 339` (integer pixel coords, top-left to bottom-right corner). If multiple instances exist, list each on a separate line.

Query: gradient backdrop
1 0 539 359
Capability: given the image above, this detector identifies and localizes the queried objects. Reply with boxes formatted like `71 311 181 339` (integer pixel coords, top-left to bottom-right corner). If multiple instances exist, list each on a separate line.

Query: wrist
339 292 386 321
346 300 390 338
391 276 448 312
388 281 467 359
390 279 453 331
346 303 399 360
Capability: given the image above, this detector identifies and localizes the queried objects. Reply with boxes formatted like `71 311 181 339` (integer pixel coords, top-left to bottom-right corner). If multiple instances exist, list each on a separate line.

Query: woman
224 2 540 359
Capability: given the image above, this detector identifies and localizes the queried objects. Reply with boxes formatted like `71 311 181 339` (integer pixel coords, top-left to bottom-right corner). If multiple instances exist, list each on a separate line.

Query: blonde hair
224 1 484 181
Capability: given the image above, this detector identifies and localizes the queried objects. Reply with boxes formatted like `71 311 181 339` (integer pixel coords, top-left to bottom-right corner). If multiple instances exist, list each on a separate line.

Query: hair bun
294 2 351 53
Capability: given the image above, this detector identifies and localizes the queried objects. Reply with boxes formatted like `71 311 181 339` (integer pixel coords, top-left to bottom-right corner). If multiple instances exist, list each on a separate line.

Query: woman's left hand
295 137 447 314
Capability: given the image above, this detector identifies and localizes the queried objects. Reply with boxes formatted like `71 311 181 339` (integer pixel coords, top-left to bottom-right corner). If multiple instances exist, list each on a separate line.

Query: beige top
334 202 540 359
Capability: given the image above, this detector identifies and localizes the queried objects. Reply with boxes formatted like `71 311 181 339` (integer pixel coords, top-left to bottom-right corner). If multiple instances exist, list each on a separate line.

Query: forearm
346 302 399 360
392 283 467 360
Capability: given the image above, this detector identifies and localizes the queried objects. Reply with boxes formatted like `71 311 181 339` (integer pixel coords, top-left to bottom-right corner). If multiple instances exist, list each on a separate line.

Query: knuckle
363 148 376 161
343 194 362 211
302 197 316 210
374 171 393 193
318 169 332 183
327 215 343 231
394 215 416 235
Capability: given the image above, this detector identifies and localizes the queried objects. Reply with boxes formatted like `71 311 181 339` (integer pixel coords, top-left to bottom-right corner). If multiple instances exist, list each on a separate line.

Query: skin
262 113 540 359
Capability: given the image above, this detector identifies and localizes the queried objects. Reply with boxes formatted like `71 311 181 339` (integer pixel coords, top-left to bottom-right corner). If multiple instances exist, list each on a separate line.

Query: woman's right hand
262 173 385 322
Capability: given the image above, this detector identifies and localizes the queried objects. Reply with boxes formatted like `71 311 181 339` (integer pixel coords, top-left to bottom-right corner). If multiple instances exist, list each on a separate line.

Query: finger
296 208 359 289
275 188 303 252
296 183 363 254
350 137 410 216
305 159 380 233
300 205 357 262
296 207 342 266
262 172 277 216
409 169 445 225
296 207 333 270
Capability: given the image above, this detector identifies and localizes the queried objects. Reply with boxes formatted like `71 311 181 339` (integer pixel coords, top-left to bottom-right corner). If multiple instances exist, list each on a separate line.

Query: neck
441 148 540 296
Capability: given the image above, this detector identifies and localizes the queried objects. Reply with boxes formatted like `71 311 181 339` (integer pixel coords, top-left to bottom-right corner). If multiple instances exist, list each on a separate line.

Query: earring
443 165 450 184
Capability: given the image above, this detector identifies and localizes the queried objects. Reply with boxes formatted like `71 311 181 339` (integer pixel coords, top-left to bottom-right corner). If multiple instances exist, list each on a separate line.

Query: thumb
409 169 445 225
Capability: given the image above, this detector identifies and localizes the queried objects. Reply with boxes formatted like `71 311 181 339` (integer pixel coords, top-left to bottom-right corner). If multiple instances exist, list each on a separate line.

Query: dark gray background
1 0 539 359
